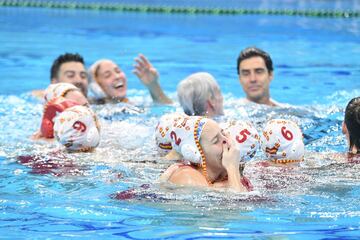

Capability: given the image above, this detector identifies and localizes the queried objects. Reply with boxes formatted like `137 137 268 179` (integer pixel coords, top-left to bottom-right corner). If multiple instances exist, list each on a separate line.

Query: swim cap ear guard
89 81 107 100
220 120 260 162
88 60 108 100
180 143 201 164
166 115 206 165
154 113 185 155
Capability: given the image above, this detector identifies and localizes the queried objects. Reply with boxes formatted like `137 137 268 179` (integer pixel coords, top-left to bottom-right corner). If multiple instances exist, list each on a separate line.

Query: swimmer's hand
133 54 159 88
132 54 173 104
222 139 248 192
221 138 240 170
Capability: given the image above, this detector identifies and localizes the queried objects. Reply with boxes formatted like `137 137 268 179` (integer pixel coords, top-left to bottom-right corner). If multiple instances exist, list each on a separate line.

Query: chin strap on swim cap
193 116 212 185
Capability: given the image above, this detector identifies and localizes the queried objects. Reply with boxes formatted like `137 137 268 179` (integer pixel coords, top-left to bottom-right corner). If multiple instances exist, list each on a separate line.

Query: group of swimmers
29 46 360 193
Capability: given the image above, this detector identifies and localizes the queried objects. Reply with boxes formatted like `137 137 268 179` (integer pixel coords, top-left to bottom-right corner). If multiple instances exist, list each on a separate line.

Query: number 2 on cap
170 131 181 145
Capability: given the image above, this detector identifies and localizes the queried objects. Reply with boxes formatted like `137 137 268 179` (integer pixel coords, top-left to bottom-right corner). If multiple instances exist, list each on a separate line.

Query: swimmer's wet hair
237 46 273 75
50 53 85 80
345 97 360 152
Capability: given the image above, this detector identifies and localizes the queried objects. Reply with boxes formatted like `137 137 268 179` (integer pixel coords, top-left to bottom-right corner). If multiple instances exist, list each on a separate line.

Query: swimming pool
1 1 360 239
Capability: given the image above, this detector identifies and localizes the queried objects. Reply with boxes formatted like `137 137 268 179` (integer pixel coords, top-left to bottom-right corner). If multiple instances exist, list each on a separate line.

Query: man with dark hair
237 47 280 106
50 53 88 96
33 53 88 98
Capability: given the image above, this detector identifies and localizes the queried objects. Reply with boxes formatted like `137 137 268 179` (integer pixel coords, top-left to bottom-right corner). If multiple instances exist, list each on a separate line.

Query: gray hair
177 72 220 116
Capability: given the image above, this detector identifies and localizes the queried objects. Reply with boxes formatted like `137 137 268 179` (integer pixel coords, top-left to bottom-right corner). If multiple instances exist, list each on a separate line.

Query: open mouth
113 82 124 89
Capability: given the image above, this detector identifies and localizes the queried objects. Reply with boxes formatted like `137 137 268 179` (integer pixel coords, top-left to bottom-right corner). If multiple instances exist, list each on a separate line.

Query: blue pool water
1 2 360 239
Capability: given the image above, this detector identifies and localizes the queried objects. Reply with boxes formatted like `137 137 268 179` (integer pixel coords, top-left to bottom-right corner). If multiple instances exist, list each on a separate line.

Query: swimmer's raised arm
132 54 173 105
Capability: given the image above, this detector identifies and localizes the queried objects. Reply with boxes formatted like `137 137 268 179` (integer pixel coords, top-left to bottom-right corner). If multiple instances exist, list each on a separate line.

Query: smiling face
95 60 127 100
200 119 228 172
238 56 273 104
54 62 88 97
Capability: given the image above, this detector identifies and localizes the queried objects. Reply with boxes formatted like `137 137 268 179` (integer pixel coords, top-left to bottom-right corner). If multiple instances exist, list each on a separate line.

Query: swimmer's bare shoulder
170 166 208 186
161 163 208 187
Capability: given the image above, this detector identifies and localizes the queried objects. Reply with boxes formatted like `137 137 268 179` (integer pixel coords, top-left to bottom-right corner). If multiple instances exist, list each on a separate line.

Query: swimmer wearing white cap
53 105 101 152
160 115 252 192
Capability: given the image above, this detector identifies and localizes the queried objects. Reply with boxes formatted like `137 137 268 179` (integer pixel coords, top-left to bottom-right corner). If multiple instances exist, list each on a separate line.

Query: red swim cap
40 99 79 138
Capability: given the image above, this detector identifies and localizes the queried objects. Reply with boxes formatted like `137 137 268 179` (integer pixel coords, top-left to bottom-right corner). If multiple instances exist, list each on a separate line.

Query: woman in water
19 104 101 176
32 82 89 139
88 54 172 105
159 115 253 192
53 105 101 152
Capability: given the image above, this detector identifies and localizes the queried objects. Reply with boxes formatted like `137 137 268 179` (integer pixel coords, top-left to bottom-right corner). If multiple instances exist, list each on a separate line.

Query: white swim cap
53 105 101 151
154 112 185 155
261 119 304 163
165 115 209 165
44 83 78 104
88 59 109 99
220 120 260 162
